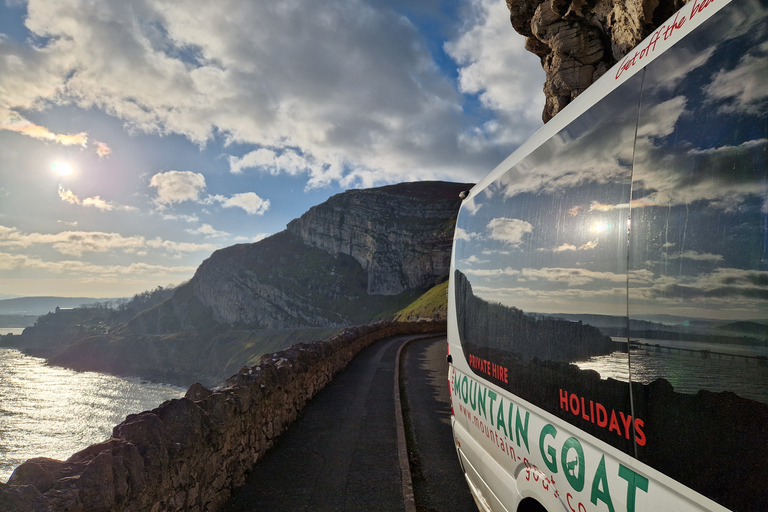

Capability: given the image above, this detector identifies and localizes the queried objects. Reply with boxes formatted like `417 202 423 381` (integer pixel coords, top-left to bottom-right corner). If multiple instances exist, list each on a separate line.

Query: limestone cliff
130 181 471 332
287 181 468 295
507 0 689 121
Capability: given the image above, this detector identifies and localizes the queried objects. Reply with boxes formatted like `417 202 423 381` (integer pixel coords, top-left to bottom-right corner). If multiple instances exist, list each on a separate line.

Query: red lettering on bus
634 418 647 446
609 410 622 436
570 393 580 416
619 411 633 440
596 403 608 427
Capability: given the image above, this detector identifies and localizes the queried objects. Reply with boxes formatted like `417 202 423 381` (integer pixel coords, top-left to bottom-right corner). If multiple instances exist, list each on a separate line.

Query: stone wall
0 321 445 512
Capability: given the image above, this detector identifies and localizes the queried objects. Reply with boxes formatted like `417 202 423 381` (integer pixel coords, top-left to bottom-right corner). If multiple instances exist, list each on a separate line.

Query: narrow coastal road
402 336 477 512
223 335 413 512
222 334 477 512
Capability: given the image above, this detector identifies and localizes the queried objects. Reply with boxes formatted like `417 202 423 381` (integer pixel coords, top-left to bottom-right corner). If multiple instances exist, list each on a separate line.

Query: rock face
507 0 690 121
130 181 471 332
287 181 469 295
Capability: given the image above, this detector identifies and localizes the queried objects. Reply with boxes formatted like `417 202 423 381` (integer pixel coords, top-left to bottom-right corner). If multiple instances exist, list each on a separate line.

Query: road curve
401 336 477 512
222 334 416 512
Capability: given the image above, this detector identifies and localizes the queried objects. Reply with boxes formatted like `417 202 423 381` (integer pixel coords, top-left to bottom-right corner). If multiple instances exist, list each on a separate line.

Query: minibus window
626 1 768 509
454 70 642 456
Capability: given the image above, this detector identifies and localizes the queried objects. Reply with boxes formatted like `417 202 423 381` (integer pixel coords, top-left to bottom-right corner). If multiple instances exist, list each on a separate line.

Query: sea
576 338 768 405
0 346 184 483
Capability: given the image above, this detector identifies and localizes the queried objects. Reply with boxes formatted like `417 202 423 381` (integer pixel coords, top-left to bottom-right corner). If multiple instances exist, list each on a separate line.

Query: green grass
394 281 448 322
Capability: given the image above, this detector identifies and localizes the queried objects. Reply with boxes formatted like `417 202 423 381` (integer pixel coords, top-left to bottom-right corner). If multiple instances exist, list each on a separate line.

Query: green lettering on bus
496 398 508 437
515 407 530 452
618 464 649 512
590 455 615 512
561 437 585 492
488 390 497 426
539 424 558 473
477 384 487 419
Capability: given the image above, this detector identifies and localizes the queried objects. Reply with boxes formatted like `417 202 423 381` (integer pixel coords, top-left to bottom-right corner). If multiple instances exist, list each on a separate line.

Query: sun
52 162 73 176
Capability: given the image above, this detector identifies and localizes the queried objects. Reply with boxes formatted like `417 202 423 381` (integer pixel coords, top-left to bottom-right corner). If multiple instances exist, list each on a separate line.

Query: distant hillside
127 181 470 333
2 181 469 385
0 296 119 316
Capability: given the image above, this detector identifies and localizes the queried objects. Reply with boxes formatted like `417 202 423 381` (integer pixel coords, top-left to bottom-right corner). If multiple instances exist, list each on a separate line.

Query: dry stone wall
0 321 445 512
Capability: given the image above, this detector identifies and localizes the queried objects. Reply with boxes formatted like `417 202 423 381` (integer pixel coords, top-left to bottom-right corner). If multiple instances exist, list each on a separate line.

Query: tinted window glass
627 1 768 509
454 71 641 456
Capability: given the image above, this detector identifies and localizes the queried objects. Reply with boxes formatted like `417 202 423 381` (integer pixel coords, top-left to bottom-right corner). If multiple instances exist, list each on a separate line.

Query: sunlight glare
52 162 73 176
592 221 609 233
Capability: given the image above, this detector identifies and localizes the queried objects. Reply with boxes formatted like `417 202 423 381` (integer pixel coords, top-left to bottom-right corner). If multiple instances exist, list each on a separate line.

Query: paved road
222 334 477 512
223 335 410 512
402 337 477 512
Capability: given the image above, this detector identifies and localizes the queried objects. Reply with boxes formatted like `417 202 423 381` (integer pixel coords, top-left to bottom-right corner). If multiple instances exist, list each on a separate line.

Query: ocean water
576 339 768 405
0 348 184 482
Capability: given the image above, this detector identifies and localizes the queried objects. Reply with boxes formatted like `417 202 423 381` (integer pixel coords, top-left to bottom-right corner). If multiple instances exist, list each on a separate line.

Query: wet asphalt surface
222 335 476 512
402 336 476 512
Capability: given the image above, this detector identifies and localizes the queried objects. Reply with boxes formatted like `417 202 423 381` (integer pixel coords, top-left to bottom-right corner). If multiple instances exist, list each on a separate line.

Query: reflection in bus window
454 70 642 457
625 3 767 509
454 1 768 510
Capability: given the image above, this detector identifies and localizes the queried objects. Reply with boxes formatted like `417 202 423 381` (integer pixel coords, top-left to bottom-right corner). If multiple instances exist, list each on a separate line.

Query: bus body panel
449 0 768 510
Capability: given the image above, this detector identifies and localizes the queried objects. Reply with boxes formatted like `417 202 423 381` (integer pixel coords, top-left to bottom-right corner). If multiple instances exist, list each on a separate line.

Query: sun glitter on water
51 161 73 176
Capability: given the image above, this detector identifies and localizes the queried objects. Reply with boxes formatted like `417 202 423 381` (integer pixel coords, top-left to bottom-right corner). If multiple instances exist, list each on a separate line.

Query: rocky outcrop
507 0 690 121
0 321 445 512
287 181 470 295
130 181 471 332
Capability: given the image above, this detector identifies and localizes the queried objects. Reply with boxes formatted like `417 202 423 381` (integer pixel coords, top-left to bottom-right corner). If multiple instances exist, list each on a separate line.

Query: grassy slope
394 280 448 322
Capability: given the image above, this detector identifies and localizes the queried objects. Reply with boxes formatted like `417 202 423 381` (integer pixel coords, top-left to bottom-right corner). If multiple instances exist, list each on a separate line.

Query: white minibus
448 0 768 511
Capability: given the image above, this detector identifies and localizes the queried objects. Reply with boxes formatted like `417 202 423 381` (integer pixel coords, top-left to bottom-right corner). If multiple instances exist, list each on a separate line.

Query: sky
0 0 545 299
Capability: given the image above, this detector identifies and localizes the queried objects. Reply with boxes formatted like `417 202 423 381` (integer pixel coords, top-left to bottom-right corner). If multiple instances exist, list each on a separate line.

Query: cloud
229 148 318 176
0 114 88 147
669 250 724 262
454 227 476 242
632 138 768 211
163 213 200 223
82 196 113 211
445 0 545 146
0 251 196 277
219 192 270 215
520 267 626 287
538 241 599 253
0 108 110 156
94 140 112 157
187 223 229 237
234 233 271 243
150 170 207 206
0 225 216 257
627 267 768 319
1 0 545 190
204 192 270 215
58 186 81 206
149 170 270 215
460 255 490 265
487 217 532 246
705 41 768 114
58 185 134 212
589 201 629 212
475 283 627 316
